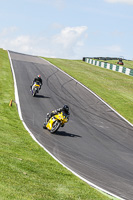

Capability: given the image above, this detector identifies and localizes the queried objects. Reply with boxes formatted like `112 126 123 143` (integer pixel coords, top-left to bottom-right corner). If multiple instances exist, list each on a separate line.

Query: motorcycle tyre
43 122 47 129
50 121 61 133
32 89 36 97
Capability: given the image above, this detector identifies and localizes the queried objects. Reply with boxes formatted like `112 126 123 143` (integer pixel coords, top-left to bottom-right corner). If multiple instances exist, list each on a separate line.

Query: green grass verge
0 48 116 200
43 57 133 125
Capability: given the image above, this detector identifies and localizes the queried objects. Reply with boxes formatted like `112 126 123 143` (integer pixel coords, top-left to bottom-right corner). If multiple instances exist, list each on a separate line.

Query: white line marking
43 58 133 128
8 51 127 200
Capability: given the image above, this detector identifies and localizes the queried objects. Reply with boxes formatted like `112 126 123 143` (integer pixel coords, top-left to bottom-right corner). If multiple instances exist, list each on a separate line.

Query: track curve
9 51 133 200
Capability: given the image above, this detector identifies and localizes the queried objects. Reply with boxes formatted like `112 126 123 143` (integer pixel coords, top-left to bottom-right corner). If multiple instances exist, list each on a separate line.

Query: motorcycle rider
30 75 43 91
44 105 70 127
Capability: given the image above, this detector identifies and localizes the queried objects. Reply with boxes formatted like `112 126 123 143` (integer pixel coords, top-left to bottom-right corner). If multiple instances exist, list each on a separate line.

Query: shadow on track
34 95 50 98
54 131 82 138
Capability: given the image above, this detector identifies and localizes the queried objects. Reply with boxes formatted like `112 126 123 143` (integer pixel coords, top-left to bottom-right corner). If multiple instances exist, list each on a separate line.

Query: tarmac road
9 51 133 200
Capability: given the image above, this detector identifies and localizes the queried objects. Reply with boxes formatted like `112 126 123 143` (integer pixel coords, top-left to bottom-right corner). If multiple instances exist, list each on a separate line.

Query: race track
9 51 133 200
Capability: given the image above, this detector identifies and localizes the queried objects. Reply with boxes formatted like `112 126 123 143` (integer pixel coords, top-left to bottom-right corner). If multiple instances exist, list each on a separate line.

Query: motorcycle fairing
46 112 68 131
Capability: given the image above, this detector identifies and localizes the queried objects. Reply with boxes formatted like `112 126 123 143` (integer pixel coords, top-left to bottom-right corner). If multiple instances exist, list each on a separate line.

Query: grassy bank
0 48 116 200
43 57 133 124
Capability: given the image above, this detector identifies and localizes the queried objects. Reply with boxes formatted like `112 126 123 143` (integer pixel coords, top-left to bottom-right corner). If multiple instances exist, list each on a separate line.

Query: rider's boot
43 122 47 129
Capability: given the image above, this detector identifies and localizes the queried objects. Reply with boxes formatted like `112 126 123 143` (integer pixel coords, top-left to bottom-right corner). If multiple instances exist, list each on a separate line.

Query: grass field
0 48 118 200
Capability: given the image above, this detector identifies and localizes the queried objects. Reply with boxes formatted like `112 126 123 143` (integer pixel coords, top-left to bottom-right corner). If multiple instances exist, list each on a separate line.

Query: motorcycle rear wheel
50 121 61 133
32 89 36 97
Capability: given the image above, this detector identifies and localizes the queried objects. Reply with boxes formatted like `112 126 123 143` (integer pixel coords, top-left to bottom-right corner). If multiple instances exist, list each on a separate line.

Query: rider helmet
63 105 69 114
37 75 41 78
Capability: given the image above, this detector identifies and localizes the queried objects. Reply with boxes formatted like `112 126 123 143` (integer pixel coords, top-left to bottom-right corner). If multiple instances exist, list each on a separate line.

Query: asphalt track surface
9 51 133 200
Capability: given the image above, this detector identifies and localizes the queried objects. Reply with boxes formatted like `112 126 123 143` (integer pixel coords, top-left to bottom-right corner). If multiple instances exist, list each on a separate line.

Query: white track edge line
43 58 133 128
8 51 125 200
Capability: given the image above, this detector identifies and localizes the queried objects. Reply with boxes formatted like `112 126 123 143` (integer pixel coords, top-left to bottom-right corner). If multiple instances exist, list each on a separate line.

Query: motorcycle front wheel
50 121 61 133
43 122 47 129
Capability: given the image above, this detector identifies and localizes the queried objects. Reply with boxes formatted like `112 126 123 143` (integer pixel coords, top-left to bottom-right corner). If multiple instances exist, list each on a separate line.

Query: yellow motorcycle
43 111 69 133
32 81 41 97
